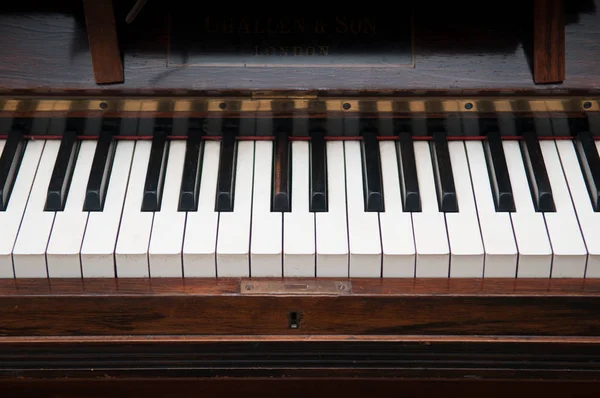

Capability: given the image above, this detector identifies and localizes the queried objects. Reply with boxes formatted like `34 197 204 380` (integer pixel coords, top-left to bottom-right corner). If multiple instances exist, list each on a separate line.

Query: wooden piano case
2 277 600 396
1 1 600 397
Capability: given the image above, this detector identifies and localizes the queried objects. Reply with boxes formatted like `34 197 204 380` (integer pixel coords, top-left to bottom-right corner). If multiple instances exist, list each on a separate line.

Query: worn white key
0 141 44 278
445 142 485 277
315 141 348 277
504 141 552 277
183 141 220 277
81 142 135 278
412 142 449 277
283 141 315 277
148 141 186 277
465 141 518 277
592 139 600 276
344 141 381 277
555 140 600 277
216 141 254 277
115 141 153 277
13 140 61 278
0 140 8 275
540 140 587 277
251 141 282 276
46 141 96 278
378 141 415 277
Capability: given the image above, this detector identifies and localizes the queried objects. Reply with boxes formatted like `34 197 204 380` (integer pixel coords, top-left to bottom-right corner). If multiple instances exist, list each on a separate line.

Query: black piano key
178 130 203 212
520 129 555 212
215 130 237 212
360 130 384 212
484 130 516 212
45 130 79 211
396 132 421 212
574 129 600 211
141 131 169 212
83 130 116 211
271 131 291 212
309 130 327 212
0 130 26 211
431 130 458 212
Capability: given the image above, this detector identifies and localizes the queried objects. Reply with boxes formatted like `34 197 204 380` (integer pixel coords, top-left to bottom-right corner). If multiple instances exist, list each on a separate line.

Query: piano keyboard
1 116 600 279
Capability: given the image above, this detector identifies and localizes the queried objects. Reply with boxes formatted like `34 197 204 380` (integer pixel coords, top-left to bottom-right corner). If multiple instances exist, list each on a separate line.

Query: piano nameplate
168 15 414 67
240 279 352 295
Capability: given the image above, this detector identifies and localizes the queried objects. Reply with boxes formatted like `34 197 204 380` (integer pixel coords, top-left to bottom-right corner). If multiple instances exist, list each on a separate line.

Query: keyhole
288 311 300 329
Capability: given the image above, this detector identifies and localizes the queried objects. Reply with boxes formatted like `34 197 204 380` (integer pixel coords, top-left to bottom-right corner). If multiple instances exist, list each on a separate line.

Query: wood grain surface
0 278 598 337
0 278 598 383
534 0 566 83
82 0 123 84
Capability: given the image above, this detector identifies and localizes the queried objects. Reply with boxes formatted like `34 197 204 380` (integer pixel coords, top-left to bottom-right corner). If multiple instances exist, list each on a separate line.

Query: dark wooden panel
0 1 598 92
82 0 123 84
534 0 566 83
0 278 599 337
2 379 600 398
1 339 600 380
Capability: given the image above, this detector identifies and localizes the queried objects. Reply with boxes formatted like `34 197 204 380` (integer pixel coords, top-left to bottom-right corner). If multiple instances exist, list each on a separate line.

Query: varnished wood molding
82 0 124 84
533 0 566 84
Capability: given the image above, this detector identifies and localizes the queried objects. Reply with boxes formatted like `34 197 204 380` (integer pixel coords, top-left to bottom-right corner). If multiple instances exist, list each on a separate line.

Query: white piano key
148 141 186 277
503 141 552 277
45 141 96 278
345 141 381 277
183 141 220 277
592 139 600 276
80 142 134 278
464 141 518 277
412 142 450 277
555 140 600 277
13 140 61 278
250 141 282 276
0 140 7 275
283 141 315 277
445 142 485 277
0 140 44 278
315 141 348 277
378 141 416 277
540 140 587 277
115 141 153 277
216 141 254 277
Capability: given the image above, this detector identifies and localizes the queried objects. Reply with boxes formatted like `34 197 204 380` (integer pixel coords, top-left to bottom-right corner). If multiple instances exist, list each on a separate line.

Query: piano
1 2 600 397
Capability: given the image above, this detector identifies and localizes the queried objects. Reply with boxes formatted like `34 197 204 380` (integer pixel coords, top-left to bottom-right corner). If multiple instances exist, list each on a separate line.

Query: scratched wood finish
534 0 566 83
0 278 599 337
0 1 598 92
81 0 123 84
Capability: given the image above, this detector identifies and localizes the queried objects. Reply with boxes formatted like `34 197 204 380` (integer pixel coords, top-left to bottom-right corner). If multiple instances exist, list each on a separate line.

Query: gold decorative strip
0 96 596 115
